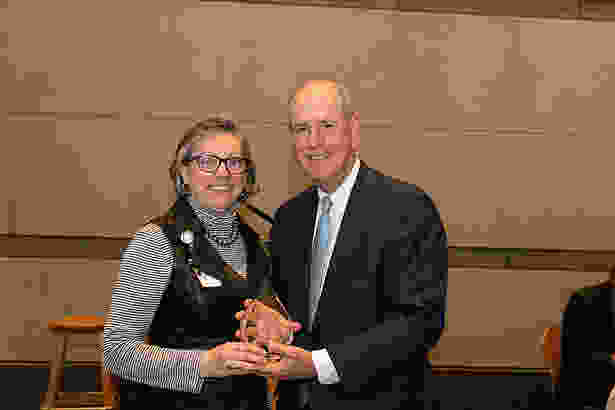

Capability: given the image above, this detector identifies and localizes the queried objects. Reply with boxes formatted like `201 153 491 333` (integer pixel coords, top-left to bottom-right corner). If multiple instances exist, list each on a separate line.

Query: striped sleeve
103 223 206 393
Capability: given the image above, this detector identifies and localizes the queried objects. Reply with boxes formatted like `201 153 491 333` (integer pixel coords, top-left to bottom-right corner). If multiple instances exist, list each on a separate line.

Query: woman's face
180 133 247 210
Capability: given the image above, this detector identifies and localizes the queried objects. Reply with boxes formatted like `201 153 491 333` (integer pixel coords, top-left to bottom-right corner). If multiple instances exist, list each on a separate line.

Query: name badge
197 273 222 288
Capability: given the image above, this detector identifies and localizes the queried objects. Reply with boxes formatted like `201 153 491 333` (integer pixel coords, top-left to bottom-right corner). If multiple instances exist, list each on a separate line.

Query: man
558 267 615 409
259 80 448 410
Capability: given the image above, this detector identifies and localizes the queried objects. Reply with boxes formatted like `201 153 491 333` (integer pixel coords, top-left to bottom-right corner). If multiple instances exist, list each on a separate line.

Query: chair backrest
540 325 562 388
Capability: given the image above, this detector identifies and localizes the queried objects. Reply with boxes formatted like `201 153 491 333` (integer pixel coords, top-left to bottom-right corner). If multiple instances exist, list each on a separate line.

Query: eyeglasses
182 154 251 175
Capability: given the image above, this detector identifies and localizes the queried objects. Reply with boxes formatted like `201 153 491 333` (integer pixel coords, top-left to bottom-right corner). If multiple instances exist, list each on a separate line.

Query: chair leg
103 372 118 409
267 377 279 410
42 334 67 409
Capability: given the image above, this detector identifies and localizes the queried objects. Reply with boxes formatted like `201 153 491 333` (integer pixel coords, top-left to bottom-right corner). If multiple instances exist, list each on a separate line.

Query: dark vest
119 198 269 410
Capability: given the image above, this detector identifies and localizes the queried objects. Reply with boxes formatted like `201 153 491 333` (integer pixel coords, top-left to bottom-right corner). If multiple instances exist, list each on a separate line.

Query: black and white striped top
103 201 247 394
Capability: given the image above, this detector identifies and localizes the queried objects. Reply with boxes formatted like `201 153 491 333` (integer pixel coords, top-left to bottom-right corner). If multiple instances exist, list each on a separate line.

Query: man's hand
199 342 267 378
234 299 302 343
256 342 317 380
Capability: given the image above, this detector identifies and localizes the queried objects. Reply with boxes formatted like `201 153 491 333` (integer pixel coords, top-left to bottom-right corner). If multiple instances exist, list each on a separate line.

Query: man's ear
350 111 360 151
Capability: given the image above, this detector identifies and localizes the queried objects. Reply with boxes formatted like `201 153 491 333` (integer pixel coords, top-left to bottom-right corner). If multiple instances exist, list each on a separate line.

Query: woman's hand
199 342 267 378
235 299 302 344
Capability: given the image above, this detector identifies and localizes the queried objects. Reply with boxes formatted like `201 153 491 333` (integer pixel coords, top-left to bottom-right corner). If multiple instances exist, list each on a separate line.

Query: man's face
291 84 359 192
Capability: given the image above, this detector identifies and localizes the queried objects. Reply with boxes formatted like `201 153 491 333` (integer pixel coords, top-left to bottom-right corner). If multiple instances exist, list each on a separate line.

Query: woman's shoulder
124 223 174 258
139 223 163 234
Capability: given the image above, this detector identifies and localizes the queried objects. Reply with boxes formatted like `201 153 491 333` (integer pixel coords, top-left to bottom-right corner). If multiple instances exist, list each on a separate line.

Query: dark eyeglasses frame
182 154 252 175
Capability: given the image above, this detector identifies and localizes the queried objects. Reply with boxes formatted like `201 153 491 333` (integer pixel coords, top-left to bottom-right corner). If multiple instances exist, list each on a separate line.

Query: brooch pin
195 271 223 288
180 229 195 245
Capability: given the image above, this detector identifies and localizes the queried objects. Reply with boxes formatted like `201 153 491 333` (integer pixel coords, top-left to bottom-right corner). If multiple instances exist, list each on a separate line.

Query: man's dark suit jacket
270 162 448 410
558 281 615 410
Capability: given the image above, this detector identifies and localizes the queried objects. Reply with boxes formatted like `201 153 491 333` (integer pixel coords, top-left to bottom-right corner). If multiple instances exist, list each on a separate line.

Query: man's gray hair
287 81 354 130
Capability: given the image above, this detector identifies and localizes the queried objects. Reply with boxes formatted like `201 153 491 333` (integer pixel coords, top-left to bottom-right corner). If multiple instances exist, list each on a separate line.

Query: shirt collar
186 197 238 227
317 157 360 206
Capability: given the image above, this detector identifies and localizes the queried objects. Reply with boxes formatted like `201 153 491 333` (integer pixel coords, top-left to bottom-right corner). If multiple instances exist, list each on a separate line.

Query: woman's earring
176 175 190 197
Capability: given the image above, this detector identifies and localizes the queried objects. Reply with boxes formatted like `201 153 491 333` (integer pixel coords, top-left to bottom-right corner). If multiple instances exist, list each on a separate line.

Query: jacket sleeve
325 192 448 392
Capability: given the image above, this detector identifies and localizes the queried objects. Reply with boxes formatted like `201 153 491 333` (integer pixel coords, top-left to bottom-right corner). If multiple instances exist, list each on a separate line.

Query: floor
6 366 554 410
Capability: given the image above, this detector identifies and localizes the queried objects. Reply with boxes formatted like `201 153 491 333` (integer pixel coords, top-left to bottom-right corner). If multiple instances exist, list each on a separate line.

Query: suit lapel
292 188 318 327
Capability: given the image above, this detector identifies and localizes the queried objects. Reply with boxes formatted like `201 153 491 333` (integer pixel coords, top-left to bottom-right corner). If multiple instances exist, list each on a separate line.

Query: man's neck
318 155 357 193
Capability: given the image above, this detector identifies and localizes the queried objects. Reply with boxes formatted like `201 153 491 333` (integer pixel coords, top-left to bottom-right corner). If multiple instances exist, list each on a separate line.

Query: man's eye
295 126 308 133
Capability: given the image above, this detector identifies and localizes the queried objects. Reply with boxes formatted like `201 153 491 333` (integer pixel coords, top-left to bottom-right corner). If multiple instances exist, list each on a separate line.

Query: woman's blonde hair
169 116 259 198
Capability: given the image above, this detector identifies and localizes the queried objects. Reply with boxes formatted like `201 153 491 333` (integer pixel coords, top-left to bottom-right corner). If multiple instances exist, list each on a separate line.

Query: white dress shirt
310 157 361 385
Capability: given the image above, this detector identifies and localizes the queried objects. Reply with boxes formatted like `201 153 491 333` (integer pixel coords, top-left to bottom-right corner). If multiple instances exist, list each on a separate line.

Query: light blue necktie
309 196 332 331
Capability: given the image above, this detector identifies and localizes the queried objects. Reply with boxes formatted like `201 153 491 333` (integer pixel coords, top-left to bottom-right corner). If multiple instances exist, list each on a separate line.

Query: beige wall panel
431 268 608 367
3 1 202 114
5 1 615 248
0 201 7 235
0 258 118 361
8 118 180 237
1 258 608 365
240 125 294 217
7 117 292 237
372 124 615 250
3 2 401 120
386 14 523 129
0 117 11 234
398 0 578 18
517 18 615 126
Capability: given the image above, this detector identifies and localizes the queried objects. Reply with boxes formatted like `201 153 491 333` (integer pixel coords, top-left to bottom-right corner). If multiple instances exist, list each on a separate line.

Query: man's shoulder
276 165 437 216
276 186 315 216
362 166 423 195
361 166 435 211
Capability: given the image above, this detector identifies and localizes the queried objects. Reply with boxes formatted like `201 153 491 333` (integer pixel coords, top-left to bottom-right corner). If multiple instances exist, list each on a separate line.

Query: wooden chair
540 324 562 390
42 315 114 409
103 373 120 409
267 377 279 410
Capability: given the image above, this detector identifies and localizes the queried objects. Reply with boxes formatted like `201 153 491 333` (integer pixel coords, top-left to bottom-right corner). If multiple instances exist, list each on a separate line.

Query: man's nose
306 125 322 147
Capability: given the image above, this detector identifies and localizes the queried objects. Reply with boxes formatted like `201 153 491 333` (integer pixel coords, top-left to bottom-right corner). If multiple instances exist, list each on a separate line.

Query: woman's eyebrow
192 152 242 157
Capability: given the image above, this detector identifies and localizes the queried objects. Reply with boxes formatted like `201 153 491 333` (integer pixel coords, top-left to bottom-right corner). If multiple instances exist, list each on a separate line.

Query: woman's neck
187 197 237 218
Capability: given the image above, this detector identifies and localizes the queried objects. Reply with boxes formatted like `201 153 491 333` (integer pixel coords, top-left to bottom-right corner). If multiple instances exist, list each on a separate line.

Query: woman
557 266 615 410
104 117 292 409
